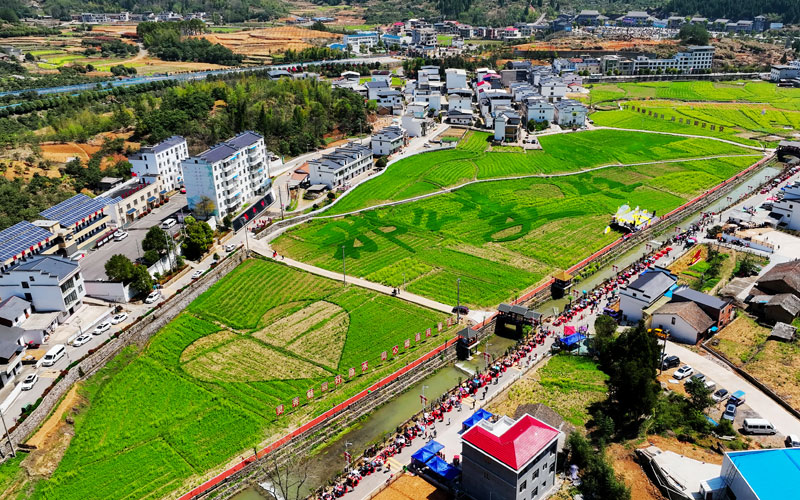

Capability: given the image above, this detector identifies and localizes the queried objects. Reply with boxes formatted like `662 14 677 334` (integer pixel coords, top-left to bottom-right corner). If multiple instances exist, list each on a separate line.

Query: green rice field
33 259 453 500
327 129 754 214
274 155 758 307
592 101 800 146
584 80 800 111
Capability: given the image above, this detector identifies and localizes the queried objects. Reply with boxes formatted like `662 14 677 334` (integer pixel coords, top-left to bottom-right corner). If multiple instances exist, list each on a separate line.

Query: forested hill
25 0 287 22
662 0 800 24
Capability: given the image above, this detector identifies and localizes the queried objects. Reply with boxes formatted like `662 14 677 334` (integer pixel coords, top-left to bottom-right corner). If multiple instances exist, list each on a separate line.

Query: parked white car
673 365 694 380
111 313 128 325
114 231 129 241
224 244 236 252
191 269 205 280
73 334 92 347
21 373 38 391
93 321 111 335
145 291 162 304
161 218 177 229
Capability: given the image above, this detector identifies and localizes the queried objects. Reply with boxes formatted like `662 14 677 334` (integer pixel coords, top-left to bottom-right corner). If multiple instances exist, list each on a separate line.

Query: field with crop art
274 155 758 307
327 129 754 215
33 259 453 500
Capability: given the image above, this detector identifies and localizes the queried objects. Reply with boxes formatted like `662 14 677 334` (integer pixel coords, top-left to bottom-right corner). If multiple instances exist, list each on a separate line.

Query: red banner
447 317 453 327
415 332 421 342
437 322 442 332
392 345 399 355
335 374 343 386
426 327 432 337
276 404 284 416
404 339 411 349
306 388 314 400
292 397 299 408
381 351 387 361
321 381 329 392
361 361 368 373
348 367 356 378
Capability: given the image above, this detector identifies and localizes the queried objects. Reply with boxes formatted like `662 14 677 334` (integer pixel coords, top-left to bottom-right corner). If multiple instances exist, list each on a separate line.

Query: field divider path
248 238 456 315
593 126 767 151
308 153 763 220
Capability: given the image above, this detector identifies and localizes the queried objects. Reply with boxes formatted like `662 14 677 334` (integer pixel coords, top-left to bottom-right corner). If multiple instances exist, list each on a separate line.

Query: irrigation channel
533 161 782 316
231 335 518 500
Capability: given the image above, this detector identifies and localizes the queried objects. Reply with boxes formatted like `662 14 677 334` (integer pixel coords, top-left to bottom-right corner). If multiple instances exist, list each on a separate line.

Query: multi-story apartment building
307 143 373 189
38 193 120 254
181 131 275 221
128 135 188 192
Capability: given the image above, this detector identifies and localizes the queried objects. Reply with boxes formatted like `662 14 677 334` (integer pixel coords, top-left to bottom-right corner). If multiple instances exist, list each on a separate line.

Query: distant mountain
19 0 287 23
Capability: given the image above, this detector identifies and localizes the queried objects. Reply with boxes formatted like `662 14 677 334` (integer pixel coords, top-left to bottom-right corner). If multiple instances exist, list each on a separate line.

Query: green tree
593 314 617 367
605 322 660 425
143 249 161 266
130 264 154 293
677 24 709 45
375 156 388 169
105 254 134 282
685 377 714 412
194 195 216 220
182 218 214 260
142 226 170 253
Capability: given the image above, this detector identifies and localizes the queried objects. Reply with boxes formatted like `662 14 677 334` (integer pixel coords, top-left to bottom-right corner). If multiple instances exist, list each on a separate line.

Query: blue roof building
700 448 800 500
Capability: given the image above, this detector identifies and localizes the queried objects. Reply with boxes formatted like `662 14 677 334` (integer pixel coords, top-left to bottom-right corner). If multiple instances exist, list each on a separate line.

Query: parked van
41 344 66 367
743 418 776 435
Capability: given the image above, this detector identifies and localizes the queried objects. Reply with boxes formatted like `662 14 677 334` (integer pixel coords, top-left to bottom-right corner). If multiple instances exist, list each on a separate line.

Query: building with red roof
461 414 562 500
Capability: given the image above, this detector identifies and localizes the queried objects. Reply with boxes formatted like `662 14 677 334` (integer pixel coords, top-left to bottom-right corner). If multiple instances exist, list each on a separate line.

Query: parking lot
80 194 187 280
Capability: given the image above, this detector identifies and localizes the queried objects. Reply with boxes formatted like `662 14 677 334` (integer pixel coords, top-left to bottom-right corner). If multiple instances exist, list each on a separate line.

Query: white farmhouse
371 126 407 156
308 142 373 189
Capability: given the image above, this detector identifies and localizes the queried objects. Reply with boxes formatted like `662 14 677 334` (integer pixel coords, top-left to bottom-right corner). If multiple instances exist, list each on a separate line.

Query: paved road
0 56 400 98
332 335 559 500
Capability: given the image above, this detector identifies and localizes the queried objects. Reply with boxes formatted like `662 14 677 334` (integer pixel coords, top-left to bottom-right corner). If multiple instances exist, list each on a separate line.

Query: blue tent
462 408 492 429
426 455 460 481
561 333 586 347
411 440 444 464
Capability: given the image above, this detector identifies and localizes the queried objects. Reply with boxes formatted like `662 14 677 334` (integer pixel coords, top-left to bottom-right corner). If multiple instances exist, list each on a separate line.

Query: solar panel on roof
0 221 53 261
39 194 114 227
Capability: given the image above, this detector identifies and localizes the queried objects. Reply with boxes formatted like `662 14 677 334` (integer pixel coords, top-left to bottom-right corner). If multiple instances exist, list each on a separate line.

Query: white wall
620 293 649 323
652 313 699 344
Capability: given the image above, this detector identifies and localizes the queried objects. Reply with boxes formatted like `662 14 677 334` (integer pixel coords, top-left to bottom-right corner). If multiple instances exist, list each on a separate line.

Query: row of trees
280 47 346 63
39 0 286 23
663 0 800 24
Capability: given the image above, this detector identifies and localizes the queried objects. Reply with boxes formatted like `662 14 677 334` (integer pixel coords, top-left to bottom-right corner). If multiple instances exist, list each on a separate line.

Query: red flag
335 374 343 386
381 351 387 361
437 322 442 332
415 332 421 342
426 327 431 337
361 361 368 373
292 397 299 408
404 339 411 349
392 345 399 355
306 388 314 400
348 367 356 378
276 404 284 416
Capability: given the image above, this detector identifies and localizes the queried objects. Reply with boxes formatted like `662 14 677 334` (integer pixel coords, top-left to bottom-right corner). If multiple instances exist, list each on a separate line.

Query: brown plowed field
195 27 341 55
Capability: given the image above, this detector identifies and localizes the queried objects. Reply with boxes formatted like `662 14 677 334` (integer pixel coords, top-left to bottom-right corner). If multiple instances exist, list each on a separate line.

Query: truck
729 390 746 406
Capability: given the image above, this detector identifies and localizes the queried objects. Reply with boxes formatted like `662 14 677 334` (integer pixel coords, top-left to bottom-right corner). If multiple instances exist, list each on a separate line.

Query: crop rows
39 259 453 500
276 155 755 307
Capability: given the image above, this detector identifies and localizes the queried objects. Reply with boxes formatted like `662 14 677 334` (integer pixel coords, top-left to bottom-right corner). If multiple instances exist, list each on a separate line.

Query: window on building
520 480 526 492
671 317 676 325
21 281 29 289
532 487 538 496
533 469 539 479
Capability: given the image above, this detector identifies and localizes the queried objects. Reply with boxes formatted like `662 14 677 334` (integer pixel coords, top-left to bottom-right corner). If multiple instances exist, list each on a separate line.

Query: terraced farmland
35 259 452 500
275 155 758 308
327 129 754 214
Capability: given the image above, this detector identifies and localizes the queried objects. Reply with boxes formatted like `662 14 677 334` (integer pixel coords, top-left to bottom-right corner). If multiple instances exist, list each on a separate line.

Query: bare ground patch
180 330 237 363
252 301 344 347
286 309 349 370
182 338 328 382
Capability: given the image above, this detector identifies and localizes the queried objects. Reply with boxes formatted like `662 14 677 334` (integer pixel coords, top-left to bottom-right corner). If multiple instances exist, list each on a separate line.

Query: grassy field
593 100 800 146
32 259 453 500
437 35 453 46
326 129 754 214
487 355 608 428
714 314 800 413
584 80 800 111
274 155 756 307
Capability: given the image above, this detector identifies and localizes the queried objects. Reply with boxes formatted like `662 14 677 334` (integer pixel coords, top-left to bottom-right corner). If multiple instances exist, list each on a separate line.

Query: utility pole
456 278 461 324
278 189 285 220
421 385 429 410
342 245 346 286
0 408 14 458
244 222 250 256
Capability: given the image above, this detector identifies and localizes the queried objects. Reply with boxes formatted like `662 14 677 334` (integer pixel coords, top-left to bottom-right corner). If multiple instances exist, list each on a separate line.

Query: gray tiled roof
0 296 30 321
226 131 262 150
654 301 714 333
628 269 676 297
672 286 729 311
143 135 185 154
198 144 239 164
10 255 79 281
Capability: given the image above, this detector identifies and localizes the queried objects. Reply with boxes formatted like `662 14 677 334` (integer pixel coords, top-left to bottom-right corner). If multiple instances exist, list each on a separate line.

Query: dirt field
195 27 341 56
608 435 723 500
514 38 675 52
39 143 102 163
372 473 449 500
89 24 138 37
0 161 61 181
712 314 800 411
